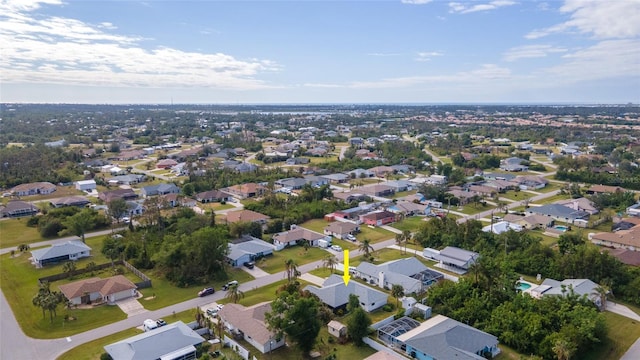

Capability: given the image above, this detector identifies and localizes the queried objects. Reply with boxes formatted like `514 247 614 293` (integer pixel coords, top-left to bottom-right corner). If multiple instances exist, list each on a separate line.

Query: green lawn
309 267 334 278
331 237 358 250
299 218 328 233
140 267 254 311
218 279 310 307
0 218 46 248
583 312 640 360
456 204 493 215
390 189 418 199
538 182 564 193
0 236 128 339
350 248 406 267
198 202 235 212
392 216 427 232
357 225 394 244
499 190 534 201
257 247 328 274
530 230 560 247
531 193 571 204
56 308 201 360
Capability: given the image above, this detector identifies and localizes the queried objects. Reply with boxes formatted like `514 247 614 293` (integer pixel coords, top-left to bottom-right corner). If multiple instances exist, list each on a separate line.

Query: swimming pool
516 282 531 291
554 225 568 232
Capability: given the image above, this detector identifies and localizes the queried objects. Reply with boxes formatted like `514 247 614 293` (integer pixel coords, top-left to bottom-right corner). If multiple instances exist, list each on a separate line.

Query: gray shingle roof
304 275 388 310
104 321 204 360
31 240 91 262
528 204 590 220
227 238 275 261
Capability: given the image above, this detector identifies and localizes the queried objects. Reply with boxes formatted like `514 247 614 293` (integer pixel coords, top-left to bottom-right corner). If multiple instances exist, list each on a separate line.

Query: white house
75 179 97 192
218 302 285 354
30 240 91 267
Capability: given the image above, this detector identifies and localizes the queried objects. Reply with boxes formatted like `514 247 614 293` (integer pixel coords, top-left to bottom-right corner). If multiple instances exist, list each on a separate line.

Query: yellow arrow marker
342 249 350 286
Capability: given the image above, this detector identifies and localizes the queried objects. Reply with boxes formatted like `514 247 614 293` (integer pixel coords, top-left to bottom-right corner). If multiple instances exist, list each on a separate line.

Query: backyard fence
38 260 152 289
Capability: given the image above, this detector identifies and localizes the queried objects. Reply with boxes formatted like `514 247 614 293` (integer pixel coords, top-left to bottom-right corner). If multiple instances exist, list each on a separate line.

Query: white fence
223 335 250 360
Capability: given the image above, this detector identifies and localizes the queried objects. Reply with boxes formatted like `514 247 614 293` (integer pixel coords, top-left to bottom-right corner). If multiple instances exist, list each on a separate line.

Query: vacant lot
257 246 328 274
0 218 45 248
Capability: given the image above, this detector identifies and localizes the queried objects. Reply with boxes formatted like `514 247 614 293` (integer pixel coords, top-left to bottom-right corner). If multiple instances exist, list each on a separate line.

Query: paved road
0 228 125 254
457 189 561 224
0 234 397 360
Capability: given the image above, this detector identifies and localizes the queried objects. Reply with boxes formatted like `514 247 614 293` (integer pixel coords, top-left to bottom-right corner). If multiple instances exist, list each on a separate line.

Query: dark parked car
156 319 167 327
198 287 215 297
243 261 255 269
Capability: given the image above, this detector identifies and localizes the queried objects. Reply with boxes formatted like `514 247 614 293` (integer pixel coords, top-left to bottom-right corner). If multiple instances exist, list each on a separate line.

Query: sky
1 0 639 104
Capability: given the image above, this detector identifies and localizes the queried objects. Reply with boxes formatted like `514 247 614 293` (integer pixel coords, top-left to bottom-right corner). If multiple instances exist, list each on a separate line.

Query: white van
143 319 158 332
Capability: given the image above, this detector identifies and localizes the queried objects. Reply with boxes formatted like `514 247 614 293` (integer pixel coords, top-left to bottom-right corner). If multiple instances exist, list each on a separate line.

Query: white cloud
503 44 567 61
415 51 443 61
449 0 516 14
526 0 640 39
0 0 279 89
367 52 402 57
543 39 640 82
401 0 432 4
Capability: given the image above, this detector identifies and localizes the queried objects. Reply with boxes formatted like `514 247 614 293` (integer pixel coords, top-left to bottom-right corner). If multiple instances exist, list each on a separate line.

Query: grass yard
256 246 328 274
56 308 200 360
140 267 254 311
531 193 571 204
299 218 328 233
499 190 534 201
0 218 46 248
456 204 493 215
583 312 640 360
494 344 525 359
538 182 564 193
0 236 128 339
350 248 406 267
357 225 394 244
390 189 418 199
331 237 358 250
309 267 334 278
218 279 310 307
530 230 560 247
392 216 427 232
20 186 84 201
199 202 235 212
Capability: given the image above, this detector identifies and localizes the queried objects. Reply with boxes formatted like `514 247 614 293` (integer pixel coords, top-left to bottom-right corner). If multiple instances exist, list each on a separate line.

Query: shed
328 320 347 338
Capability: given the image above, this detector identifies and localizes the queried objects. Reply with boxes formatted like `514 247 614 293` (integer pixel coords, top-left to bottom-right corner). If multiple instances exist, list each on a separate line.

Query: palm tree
62 261 76 278
225 283 245 304
592 281 612 311
402 230 411 254
395 233 405 254
323 255 338 274
552 338 576 360
391 284 404 307
358 239 374 260
284 259 299 283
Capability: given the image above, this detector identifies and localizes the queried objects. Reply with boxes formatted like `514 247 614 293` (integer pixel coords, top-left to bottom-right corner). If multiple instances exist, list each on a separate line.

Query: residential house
322 173 350 184
31 240 92 267
359 184 396 198
10 182 56 196
50 196 90 208
383 180 415 192
0 200 38 217
368 166 396 177
163 193 196 208
126 201 144 216
396 315 501 360
328 320 347 339
272 226 326 248
467 185 497 198
59 275 137 305
485 179 517 192
226 236 275 267
514 175 549 190
528 278 604 309
285 157 310 165
590 226 640 251
224 210 270 226
156 159 178 169
354 257 444 295
75 179 97 192
360 210 396 226
276 177 311 190
218 302 285 354
349 137 364 147
627 203 640 217
117 149 145 161
99 189 138 203
500 157 529 172
141 183 180 198
430 246 480 274
304 274 388 313
222 183 265 199
195 190 231 203
525 204 590 226
104 321 204 360
347 168 374 178
332 192 368 203
555 197 599 215
324 221 360 239
604 248 640 266
504 214 554 230
482 221 524 234
482 172 516 181
586 184 624 195
391 165 414 174
387 201 427 217
107 174 145 185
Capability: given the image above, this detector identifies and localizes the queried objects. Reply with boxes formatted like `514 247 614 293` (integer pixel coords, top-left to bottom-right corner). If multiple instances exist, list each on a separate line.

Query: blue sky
1 0 639 104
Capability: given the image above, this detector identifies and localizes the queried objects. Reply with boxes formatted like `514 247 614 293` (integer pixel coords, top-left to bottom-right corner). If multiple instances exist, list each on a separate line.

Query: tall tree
107 198 128 223
322 255 338 274
284 259 300 284
102 236 125 267
347 306 371 346
266 293 322 355
358 239 374 260
63 209 95 243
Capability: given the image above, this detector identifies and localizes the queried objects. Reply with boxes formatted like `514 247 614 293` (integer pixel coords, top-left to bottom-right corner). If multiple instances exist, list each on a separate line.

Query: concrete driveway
239 264 270 278
116 297 148 317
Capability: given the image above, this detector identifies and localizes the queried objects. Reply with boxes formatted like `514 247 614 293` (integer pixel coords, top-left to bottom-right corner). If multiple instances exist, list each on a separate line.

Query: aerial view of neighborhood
1 0 639 360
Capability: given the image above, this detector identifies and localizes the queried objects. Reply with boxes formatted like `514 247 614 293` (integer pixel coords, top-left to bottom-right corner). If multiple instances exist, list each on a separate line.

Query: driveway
239 265 270 278
116 297 148 317
606 301 640 321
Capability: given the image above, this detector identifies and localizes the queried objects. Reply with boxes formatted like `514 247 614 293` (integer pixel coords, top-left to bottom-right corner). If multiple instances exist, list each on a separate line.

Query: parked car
156 319 167 327
243 261 255 269
331 245 342 252
143 319 159 332
198 287 215 297
222 280 239 291
206 308 219 317
345 234 356 241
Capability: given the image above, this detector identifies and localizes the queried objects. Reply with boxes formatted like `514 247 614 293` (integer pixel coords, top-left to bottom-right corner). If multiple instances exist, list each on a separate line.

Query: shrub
382 304 394 312
100 353 113 360
26 216 41 227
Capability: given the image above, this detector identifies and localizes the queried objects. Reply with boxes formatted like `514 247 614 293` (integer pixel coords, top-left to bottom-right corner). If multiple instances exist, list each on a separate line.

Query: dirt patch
143 296 156 301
